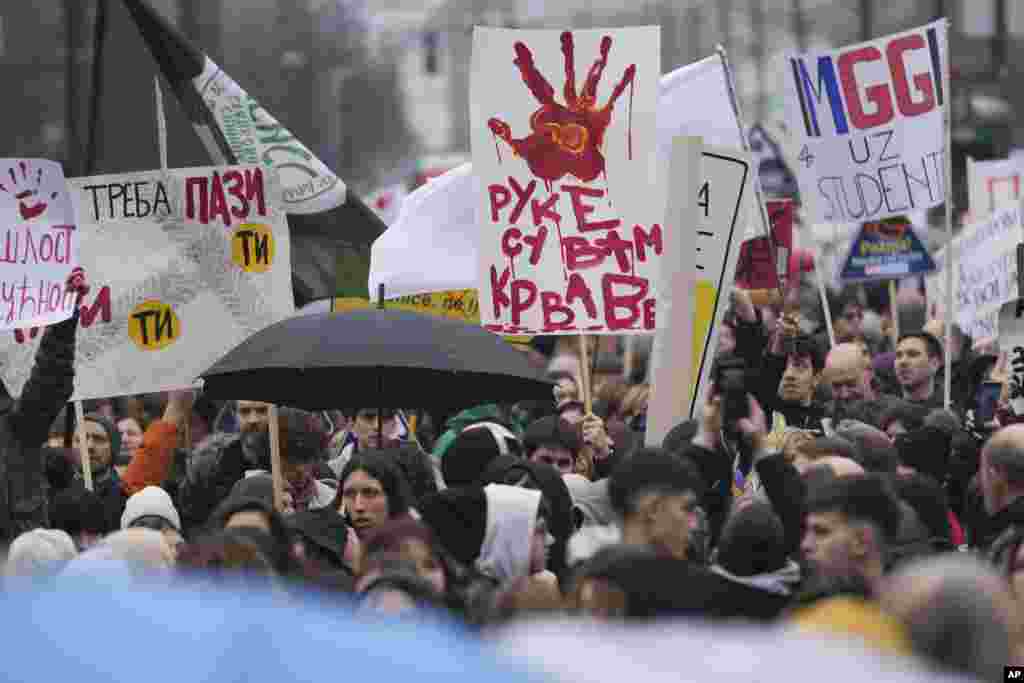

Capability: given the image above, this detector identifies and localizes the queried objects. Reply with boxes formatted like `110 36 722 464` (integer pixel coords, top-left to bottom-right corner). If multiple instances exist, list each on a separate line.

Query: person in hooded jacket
419 484 553 626
481 455 574 583
73 413 127 532
709 500 802 621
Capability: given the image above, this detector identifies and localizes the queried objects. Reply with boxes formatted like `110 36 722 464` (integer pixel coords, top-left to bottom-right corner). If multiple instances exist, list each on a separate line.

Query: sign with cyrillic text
471 26 661 335
0 159 78 331
0 165 294 400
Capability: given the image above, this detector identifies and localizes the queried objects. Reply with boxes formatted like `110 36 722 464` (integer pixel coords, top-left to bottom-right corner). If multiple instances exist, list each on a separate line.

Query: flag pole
717 45 786 305
942 19 953 411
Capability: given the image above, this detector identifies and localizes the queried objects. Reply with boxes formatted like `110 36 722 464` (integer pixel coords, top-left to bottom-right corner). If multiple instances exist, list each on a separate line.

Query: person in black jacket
0 267 89 544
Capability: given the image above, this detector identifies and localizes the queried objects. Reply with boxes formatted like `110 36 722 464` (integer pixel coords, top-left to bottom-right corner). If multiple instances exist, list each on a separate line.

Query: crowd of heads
6 276 1024 681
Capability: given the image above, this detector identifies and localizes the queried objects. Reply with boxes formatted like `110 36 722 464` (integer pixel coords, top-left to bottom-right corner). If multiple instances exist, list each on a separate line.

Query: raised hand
487 32 636 184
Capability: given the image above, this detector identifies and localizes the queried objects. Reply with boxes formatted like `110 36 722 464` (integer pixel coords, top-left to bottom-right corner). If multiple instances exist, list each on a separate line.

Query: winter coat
0 314 77 544
178 433 253 531
982 496 1024 581
709 560 801 621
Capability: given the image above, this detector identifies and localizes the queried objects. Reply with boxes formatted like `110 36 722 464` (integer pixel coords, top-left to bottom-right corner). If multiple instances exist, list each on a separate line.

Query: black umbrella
200 308 553 411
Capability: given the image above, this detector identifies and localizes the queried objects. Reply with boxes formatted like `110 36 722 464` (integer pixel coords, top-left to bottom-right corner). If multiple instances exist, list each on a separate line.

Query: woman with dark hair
209 497 296 575
361 518 460 606
336 451 412 539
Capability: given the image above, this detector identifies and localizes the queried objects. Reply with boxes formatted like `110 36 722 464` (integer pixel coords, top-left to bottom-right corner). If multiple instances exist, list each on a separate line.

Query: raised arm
11 268 89 446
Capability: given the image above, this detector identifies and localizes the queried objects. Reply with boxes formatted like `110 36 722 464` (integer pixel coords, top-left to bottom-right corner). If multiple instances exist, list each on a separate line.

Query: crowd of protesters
2 266 1024 681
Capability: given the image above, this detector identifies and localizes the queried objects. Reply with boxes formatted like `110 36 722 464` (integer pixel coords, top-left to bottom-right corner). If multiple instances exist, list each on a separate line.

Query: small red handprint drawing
0 161 59 221
488 32 636 185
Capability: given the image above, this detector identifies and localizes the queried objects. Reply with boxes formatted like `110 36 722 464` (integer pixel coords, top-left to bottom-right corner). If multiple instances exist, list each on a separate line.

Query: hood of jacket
710 559 802 596
432 405 514 462
475 484 541 584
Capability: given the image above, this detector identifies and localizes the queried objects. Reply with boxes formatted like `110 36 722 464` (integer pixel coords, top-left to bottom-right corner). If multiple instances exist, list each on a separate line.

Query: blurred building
0 1 418 193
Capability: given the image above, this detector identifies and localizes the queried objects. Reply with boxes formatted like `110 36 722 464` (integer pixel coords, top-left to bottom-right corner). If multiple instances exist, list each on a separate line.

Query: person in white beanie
5 528 77 578
121 486 184 554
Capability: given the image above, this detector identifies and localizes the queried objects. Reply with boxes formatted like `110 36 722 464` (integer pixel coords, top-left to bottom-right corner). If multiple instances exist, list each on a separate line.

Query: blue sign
840 218 936 282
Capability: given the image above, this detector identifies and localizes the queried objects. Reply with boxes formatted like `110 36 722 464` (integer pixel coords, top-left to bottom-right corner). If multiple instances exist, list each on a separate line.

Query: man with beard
823 343 893 426
178 400 274 531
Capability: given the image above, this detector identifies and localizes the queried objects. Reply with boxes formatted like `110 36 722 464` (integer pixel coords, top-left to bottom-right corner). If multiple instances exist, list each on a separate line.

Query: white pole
942 19 954 411
717 46 785 303
154 76 168 171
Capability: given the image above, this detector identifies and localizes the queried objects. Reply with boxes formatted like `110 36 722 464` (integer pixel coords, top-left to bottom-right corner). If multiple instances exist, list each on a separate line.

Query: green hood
431 404 518 462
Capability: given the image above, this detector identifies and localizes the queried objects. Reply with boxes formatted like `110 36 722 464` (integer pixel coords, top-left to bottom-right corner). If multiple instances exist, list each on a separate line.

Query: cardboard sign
0 159 78 330
968 157 1022 219
0 165 294 400
691 148 752 418
840 216 936 281
471 27 661 335
927 205 1023 344
734 199 794 290
784 20 948 223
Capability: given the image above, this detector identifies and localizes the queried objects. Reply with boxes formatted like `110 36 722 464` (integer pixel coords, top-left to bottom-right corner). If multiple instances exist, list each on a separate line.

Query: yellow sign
128 300 180 351
690 281 716 406
334 290 531 345
231 223 275 273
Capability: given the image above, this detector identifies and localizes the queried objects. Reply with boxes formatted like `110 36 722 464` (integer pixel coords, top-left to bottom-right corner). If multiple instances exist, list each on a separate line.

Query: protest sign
968 157 1022 218
0 159 78 331
471 27 661 335
372 52 742 302
735 199 794 290
784 20 949 223
646 137 699 446
0 165 294 400
998 299 1024 414
839 215 936 282
927 205 1023 345
691 147 752 418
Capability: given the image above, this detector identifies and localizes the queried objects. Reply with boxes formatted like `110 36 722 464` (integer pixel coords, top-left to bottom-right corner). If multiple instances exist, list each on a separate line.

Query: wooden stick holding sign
889 280 900 349
577 334 593 415
74 400 93 491
269 404 284 513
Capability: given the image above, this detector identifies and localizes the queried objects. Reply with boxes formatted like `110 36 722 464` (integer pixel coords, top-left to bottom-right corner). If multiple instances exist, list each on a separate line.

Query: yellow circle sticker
231 223 275 273
128 300 180 351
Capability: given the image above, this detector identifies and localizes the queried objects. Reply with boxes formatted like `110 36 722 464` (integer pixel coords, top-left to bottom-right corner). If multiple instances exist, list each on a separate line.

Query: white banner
0 165 294 400
784 20 948 223
0 159 79 330
646 137 700 445
471 26 662 335
927 205 1023 345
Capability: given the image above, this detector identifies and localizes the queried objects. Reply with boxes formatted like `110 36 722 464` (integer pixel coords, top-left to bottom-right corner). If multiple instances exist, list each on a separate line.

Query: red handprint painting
471 27 660 336
486 32 636 185
0 161 62 221
0 158 79 332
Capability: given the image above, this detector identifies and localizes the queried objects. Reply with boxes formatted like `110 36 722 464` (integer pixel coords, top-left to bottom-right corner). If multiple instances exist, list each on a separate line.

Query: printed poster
471 26 662 335
840 215 936 281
